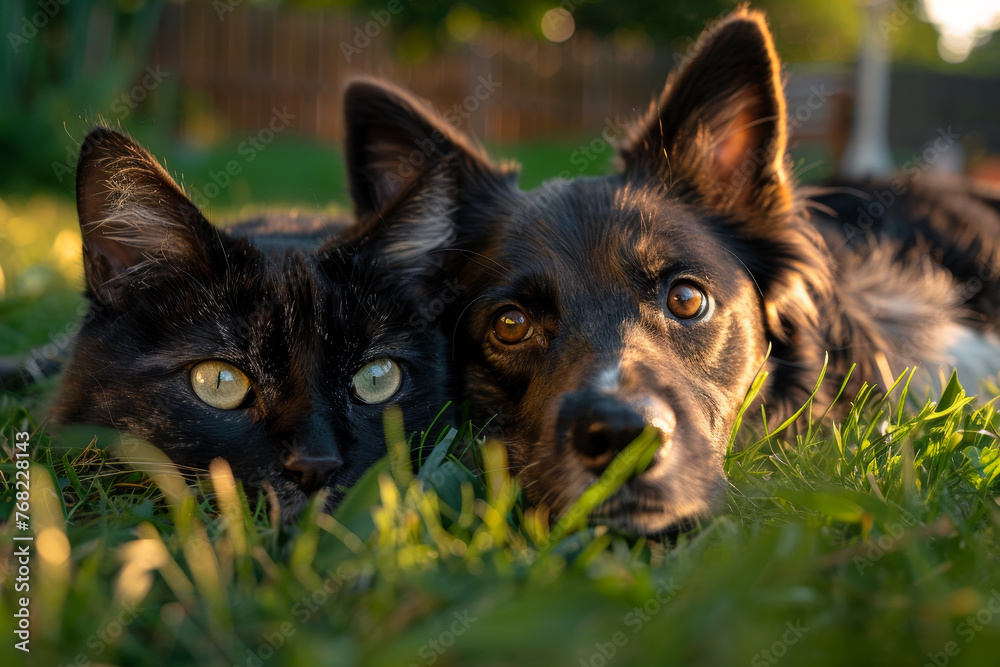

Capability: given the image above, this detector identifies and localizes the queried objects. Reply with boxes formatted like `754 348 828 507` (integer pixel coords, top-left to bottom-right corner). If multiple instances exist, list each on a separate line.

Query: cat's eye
351 358 402 404
494 308 534 344
666 282 708 320
190 361 252 410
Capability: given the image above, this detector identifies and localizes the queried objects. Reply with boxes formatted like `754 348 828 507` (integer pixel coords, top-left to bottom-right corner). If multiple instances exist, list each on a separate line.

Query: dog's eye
351 358 402 404
666 282 707 320
191 361 252 409
494 309 534 344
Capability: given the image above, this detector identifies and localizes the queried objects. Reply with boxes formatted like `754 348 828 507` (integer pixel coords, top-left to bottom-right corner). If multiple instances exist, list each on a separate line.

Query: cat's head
54 127 451 519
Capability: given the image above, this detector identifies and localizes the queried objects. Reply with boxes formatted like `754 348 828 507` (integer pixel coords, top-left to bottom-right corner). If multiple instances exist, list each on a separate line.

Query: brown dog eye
667 283 706 320
494 309 534 344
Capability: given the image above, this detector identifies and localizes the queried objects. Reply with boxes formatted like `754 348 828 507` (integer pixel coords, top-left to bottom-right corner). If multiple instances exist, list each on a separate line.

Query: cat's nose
283 414 344 492
282 451 343 492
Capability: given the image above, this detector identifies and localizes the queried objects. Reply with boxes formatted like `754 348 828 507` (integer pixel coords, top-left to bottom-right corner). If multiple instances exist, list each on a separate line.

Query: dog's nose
561 395 651 475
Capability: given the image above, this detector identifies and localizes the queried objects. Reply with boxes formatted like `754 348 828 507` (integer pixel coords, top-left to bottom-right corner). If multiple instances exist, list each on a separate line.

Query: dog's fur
343 9 1000 536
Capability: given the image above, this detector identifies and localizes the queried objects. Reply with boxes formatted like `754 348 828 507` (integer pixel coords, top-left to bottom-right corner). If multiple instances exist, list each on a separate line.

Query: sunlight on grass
2 370 1000 665
0 195 84 356
0 195 81 293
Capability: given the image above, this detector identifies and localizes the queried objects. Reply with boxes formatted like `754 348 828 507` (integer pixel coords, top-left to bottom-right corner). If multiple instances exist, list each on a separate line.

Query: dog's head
343 10 829 535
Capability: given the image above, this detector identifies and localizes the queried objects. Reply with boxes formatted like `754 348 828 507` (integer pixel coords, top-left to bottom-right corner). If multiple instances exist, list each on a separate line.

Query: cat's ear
619 9 790 227
76 127 219 296
342 77 503 219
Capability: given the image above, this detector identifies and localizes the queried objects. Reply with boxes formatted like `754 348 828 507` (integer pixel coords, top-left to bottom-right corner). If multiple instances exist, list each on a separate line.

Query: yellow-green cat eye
351 358 402 404
190 361 251 410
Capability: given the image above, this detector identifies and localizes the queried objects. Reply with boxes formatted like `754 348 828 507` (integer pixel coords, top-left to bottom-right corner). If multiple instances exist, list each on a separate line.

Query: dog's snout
574 414 647 474
560 393 660 475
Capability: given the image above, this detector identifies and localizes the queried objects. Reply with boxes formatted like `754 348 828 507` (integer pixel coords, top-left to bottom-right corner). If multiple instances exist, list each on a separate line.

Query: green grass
2 143 1000 666
3 366 999 667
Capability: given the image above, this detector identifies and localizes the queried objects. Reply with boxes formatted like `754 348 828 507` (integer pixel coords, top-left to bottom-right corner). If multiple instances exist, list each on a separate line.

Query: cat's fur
53 128 452 519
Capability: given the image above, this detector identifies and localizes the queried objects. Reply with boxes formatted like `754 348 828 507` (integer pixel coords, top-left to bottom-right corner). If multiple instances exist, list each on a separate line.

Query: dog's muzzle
557 390 675 475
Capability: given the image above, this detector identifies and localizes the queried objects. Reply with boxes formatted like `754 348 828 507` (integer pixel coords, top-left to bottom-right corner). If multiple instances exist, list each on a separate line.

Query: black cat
52 127 452 519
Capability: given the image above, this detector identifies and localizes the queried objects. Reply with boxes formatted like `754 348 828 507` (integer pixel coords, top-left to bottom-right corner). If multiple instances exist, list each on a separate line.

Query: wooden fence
149 2 1000 169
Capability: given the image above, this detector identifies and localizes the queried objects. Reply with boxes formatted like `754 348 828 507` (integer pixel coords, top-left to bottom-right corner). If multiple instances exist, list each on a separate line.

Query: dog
341 9 1000 537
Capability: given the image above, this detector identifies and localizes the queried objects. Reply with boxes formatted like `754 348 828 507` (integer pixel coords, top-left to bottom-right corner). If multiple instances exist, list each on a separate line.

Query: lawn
1 138 999 667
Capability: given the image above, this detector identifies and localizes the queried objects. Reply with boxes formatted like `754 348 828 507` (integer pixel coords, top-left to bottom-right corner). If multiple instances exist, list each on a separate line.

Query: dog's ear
356 159 459 281
620 10 789 226
343 78 500 218
620 12 835 378
76 127 220 300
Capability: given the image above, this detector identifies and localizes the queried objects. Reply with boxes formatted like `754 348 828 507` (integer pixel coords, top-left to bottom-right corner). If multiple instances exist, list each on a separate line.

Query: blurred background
2 0 1000 355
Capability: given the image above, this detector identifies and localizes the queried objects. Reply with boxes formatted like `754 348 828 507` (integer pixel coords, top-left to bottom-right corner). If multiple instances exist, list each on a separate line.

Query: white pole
841 0 896 178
